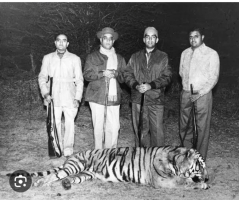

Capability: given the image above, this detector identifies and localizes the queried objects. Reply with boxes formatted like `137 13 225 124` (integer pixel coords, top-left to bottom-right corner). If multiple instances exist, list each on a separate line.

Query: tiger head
172 148 209 182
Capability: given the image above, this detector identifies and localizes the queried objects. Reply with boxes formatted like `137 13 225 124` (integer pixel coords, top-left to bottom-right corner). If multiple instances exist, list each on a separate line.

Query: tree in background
0 3 160 73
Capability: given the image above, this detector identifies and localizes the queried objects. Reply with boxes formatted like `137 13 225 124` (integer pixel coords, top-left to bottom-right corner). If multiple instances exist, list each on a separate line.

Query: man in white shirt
179 28 220 160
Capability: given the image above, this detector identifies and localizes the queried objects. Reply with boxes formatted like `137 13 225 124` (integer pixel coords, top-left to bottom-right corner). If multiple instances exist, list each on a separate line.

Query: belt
183 90 199 95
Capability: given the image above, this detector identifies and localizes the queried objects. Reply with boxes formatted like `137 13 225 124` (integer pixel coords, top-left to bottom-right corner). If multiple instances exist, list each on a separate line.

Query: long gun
138 89 145 147
47 77 62 158
191 84 198 149
102 77 110 148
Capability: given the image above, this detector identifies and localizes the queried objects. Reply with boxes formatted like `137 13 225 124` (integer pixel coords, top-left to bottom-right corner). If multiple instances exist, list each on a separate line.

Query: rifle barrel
190 84 198 149
138 93 145 147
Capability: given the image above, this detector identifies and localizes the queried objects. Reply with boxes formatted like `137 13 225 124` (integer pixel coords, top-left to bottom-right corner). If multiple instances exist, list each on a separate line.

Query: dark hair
188 28 205 36
54 34 68 41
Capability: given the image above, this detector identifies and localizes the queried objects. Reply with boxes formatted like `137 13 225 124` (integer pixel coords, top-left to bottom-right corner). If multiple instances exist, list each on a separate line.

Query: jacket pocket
89 81 101 91
145 89 164 105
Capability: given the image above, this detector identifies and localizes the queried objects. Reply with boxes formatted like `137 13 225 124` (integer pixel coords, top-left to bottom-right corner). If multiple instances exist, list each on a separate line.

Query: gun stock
46 77 61 158
47 101 56 157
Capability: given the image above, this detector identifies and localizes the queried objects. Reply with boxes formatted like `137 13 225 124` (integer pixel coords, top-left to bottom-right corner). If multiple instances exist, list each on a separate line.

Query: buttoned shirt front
38 50 84 107
179 43 220 96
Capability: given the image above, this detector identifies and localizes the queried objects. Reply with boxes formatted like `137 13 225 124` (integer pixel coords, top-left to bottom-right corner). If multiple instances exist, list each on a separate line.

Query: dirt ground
0 86 239 200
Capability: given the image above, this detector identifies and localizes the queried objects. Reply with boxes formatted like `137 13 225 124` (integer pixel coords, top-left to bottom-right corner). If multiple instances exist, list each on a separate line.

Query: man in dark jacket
124 27 172 147
84 27 127 149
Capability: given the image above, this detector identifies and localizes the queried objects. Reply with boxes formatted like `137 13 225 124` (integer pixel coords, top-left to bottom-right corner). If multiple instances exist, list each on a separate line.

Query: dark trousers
179 90 212 160
132 103 164 147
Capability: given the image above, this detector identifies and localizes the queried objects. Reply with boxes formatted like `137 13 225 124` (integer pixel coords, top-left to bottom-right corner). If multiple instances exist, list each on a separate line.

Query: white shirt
179 43 220 96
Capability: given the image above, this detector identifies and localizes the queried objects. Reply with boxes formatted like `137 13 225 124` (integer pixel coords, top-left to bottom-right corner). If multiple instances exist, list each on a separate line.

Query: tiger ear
186 149 193 158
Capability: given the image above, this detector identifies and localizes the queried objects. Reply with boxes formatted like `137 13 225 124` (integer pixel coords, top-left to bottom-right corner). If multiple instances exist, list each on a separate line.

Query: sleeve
74 56 84 101
115 56 127 84
148 55 172 89
38 55 50 97
199 51 220 96
124 56 140 90
179 52 184 78
83 54 104 81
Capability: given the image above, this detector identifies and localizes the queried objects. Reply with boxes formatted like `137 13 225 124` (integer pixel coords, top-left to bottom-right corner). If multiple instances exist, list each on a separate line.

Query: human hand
136 84 144 93
73 99 80 108
44 93 52 104
103 70 115 79
136 83 151 93
190 93 201 102
142 83 151 92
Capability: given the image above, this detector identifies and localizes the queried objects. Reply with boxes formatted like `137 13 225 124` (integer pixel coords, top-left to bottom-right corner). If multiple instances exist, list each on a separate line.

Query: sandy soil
1 95 239 200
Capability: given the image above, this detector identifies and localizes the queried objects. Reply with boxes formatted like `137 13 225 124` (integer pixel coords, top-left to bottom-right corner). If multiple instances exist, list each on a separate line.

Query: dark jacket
124 48 172 105
84 49 127 105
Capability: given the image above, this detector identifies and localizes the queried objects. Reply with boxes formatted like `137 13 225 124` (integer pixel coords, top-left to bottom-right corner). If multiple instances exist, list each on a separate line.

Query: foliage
0 2 163 74
21 3 159 66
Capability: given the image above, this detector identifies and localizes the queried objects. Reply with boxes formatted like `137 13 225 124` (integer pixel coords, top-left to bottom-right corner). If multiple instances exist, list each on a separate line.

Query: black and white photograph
0 1 239 200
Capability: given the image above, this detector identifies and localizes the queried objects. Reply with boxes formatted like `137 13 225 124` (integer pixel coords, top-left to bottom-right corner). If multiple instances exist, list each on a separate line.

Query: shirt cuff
75 92 82 101
132 81 140 90
114 70 118 78
149 81 156 89
98 71 104 79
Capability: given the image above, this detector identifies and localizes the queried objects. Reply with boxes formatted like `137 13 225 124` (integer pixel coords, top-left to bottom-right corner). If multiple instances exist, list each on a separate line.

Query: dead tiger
8 146 210 190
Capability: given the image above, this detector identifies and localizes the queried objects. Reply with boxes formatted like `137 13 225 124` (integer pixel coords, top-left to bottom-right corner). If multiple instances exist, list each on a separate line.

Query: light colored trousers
89 102 120 149
53 106 78 156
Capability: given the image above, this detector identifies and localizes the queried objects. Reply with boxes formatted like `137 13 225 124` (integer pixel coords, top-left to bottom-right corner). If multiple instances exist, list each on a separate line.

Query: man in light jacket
38 34 84 158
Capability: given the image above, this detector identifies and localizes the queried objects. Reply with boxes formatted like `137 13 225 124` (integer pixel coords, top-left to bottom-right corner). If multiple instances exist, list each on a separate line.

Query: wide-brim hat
96 27 118 41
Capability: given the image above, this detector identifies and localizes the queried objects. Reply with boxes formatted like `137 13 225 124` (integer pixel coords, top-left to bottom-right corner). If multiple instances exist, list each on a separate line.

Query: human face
100 34 115 50
143 32 158 50
189 31 204 50
55 34 69 53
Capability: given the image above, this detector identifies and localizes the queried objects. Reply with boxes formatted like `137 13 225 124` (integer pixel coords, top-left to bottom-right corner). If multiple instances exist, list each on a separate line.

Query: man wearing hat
124 27 172 147
84 27 127 149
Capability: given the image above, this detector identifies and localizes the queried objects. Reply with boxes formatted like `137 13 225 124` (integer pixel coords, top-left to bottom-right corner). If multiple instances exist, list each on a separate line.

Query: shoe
49 156 59 159
63 148 73 158
49 156 66 167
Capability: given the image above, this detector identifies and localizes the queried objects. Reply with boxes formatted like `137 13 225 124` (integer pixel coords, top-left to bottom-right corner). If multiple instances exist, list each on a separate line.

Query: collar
190 43 207 54
100 45 115 55
54 49 69 57
57 50 66 55
143 47 157 54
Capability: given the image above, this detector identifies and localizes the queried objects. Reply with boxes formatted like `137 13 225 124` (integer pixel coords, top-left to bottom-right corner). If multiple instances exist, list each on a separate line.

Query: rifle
138 90 145 147
102 77 110 148
47 77 62 158
191 84 198 149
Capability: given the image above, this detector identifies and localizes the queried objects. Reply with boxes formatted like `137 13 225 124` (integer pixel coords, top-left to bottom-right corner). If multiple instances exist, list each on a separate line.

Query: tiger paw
33 178 53 187
201 182 210 190
32 179 45 187
62 178 72 190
